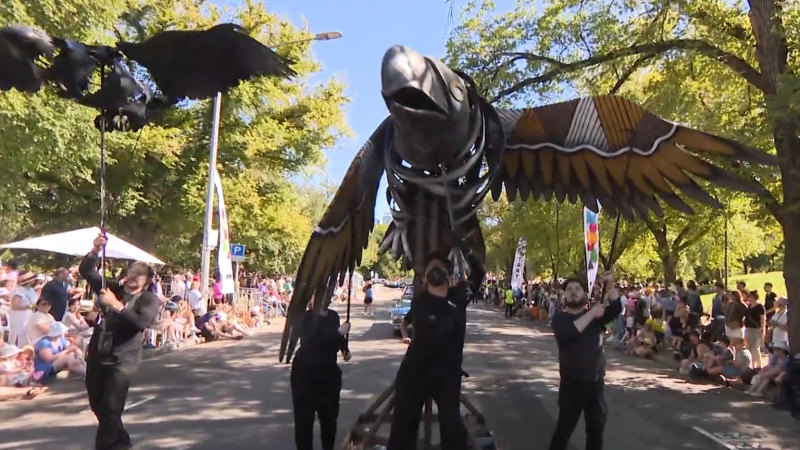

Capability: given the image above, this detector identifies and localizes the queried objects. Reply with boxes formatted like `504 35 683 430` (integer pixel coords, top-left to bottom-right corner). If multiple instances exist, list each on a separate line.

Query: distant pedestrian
504 287 514 319
363 281 374 316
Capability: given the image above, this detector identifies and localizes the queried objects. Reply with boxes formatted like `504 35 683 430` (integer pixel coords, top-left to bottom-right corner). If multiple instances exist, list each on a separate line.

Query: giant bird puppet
0 23 295 131
279 45 778 362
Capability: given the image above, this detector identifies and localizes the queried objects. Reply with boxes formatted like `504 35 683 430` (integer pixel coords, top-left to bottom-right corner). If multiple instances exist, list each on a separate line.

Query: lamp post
200 30 343 298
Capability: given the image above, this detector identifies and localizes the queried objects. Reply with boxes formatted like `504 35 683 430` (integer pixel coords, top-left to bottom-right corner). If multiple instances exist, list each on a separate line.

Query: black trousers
505 303 514 318
291 365 342 450
85 359 133 450
549 378 607 450
387 372 467 450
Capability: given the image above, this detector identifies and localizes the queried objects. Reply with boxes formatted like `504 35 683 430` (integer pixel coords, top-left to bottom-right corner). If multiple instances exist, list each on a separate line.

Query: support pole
724 203 729 287
201 92 223 307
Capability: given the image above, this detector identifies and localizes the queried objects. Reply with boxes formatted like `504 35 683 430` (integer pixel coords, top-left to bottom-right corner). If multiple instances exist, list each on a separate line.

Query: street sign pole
230 243 245 306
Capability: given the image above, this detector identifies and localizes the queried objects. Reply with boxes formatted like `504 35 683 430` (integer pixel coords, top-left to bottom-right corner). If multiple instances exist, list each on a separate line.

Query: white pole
201 92 223 304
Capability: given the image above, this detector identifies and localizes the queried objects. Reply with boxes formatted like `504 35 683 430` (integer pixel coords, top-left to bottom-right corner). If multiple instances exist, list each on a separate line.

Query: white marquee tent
0 227 165 265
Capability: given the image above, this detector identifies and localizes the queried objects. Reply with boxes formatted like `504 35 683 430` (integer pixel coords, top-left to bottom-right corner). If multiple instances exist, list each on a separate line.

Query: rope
598 211 621 302
606 212 622 271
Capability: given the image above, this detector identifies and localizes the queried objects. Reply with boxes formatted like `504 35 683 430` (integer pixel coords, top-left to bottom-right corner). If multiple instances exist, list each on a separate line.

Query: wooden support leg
364 392 396 447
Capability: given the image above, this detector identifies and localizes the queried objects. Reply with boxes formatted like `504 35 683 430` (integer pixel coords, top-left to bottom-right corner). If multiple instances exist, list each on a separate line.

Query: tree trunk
645 221 679 283
748 0 798 353
775 123 800 353
661 253 678 285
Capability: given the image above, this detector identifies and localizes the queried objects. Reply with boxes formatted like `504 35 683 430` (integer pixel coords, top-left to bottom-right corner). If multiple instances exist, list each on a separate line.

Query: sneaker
190 326 201 333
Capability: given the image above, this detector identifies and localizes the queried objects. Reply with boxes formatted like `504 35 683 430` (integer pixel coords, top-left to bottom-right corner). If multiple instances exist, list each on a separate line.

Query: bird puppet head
381 45 476 172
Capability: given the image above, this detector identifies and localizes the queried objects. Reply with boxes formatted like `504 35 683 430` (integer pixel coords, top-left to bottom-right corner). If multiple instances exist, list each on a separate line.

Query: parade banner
212 168 236 294
510 237 527 290
583 207 601 295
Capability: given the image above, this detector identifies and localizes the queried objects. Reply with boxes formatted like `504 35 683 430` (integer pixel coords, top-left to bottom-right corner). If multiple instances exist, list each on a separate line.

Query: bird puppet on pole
0 23 296 131
279 45 779 362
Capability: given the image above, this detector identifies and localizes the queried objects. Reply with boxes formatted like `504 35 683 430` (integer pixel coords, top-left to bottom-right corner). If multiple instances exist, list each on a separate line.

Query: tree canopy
0 0 350 275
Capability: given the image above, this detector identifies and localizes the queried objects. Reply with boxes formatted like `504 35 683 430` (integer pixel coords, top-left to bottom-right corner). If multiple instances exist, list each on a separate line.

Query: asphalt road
1 286 798 450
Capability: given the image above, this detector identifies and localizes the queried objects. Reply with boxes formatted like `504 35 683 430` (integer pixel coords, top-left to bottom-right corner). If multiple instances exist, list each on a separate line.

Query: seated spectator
26 298 55 344
679 329 711 374
34 322 86 381
216 304 255 337
146 297 184 348
746 342 790 397
196 311 243 342
61 299 92 337
0 344 35 387
627 322 658 359
0 330 47 400
645 314 665 343
669 298 691 351
706 337 751 382
249 305 267 328
171 296 201 340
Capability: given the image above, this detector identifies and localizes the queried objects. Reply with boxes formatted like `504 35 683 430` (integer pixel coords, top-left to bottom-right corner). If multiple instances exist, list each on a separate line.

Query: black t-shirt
402 285 469 377
744 303 765 329
42 280 69 321
686 291 703 315
292 309 347 371
551 298 622 382
765 292 777 317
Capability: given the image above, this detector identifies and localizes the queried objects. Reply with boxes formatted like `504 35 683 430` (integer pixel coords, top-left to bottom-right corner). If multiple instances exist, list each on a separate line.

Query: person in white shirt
187 281 206 317
170 274 186 300
770 297 789 347
9 271 38 347
26 298 55 344
62 298 93 340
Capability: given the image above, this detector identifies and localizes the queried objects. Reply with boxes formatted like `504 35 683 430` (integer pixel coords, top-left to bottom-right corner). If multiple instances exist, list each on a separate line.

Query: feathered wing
280 118 392 362
0 26 55 93
116 23 295 102
494 95 778 218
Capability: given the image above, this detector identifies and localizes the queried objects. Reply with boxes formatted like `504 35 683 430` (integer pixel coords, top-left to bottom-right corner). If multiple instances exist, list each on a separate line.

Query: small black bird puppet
0 22 296 131
279 45 779 362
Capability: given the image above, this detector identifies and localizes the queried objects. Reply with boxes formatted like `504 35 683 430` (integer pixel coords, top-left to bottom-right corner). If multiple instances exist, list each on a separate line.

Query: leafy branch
489 38 768 102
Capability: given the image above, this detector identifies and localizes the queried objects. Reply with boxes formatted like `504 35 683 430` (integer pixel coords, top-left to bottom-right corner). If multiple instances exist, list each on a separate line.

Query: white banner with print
510 237 527 290
212 168 236 294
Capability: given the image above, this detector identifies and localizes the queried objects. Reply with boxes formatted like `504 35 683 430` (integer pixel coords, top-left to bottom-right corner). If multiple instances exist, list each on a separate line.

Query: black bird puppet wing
0 23 296 131
116 23 297 103
279 118 393 362
0 25 55 93
281 45 779 362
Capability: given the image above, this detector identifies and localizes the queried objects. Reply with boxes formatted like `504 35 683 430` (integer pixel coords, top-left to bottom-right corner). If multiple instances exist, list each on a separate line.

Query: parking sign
231 244 246 261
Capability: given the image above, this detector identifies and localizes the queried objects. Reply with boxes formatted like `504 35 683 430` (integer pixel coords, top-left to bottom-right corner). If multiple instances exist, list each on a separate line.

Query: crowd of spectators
0 257 294 401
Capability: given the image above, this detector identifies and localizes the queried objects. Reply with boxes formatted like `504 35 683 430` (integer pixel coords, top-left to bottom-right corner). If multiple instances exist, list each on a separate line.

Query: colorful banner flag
510 237 527 290
583 207 601 295
212 168 235 294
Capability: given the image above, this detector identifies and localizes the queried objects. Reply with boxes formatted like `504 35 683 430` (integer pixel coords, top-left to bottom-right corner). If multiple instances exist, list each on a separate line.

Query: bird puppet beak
380 45 473 172
381 45 449 117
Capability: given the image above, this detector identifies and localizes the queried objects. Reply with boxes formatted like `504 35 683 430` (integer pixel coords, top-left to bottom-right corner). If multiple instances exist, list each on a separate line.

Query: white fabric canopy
1 227 165 265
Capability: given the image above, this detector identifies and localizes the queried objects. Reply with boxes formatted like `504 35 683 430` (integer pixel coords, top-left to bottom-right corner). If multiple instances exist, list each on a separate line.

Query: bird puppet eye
450 83 465 102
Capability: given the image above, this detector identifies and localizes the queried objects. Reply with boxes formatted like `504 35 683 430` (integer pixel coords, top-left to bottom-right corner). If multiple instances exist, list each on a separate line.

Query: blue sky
216 0 516 218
